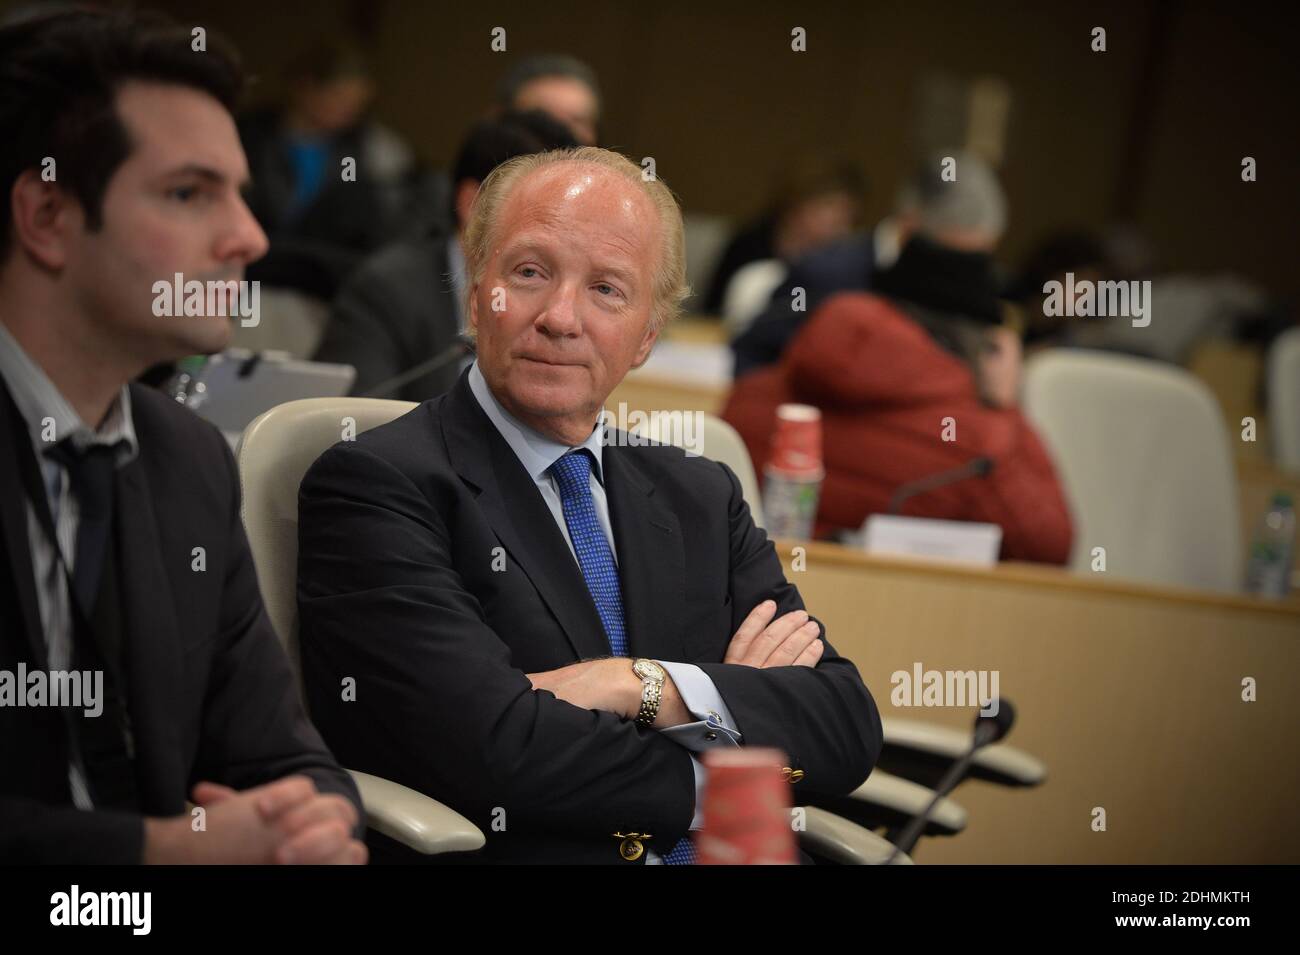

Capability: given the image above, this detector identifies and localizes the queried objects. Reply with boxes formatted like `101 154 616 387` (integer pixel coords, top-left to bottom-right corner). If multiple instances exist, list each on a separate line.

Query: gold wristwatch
632 659 666 727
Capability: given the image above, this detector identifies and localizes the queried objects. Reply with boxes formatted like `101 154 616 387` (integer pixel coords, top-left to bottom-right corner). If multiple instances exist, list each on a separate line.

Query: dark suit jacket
0 379 360 863
297 368 882 864
312 233 463 402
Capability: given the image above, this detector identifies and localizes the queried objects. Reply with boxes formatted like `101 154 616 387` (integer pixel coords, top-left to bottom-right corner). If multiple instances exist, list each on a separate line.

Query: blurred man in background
731 149 1007 376
703 156 865 324
313 110 578 401
240 42 417 256
497 54 601 146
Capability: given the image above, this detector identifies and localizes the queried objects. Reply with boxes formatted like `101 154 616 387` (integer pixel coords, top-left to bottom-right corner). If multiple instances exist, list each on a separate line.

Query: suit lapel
602 445 688 663
0 379 50 668
114 449 185 808
441 374 612 661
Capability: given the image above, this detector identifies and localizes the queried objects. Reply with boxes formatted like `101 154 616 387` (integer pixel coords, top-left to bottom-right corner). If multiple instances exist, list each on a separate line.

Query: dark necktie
46 440 117 616
45 438 138 810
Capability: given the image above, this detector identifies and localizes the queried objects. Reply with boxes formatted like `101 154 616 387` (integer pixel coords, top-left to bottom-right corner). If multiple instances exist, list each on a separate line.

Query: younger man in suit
0 9 364 864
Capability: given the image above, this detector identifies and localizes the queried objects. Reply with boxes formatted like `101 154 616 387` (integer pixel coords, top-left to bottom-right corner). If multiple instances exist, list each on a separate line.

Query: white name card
859 515 1003 567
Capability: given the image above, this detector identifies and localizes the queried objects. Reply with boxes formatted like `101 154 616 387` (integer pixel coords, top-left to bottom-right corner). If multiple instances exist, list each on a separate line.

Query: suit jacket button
619 838 645 861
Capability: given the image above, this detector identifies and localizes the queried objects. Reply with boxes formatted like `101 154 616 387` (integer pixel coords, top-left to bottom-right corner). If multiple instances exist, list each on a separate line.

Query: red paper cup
696 747 798 865
769 404 823 476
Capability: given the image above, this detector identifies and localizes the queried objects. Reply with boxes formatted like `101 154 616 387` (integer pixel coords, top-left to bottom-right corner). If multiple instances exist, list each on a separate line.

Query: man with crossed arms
297 147 882 864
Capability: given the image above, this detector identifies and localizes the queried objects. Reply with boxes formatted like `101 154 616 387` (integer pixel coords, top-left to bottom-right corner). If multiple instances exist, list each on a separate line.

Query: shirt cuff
654 660 743 752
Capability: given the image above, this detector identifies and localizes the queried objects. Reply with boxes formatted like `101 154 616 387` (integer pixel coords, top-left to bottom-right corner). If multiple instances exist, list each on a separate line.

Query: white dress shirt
467 361 742 862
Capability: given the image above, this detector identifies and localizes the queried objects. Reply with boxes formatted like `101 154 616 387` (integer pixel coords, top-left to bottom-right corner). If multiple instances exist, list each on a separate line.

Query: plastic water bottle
1244 492 1296 598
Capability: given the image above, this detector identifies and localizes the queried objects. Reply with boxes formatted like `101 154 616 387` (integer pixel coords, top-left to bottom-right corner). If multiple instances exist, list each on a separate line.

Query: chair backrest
1268 327 1300 475
237 398 416 677
721 258 788 338
1022 349 1241 591
227 286 330 359
238 400 766 684
634 411 766 528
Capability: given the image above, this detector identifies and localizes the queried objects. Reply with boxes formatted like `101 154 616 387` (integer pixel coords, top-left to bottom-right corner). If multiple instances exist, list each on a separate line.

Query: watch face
633 659 665 682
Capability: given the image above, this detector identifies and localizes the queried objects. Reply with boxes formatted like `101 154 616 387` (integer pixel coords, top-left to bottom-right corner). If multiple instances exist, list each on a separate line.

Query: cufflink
781 766 806 784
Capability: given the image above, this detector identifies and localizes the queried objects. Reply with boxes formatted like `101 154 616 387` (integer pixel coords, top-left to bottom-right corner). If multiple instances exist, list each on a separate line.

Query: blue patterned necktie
549 449 696 865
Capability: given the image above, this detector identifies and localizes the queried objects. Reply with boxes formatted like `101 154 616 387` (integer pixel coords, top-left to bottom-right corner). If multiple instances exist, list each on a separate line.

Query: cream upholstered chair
238 398 904 864
1023 349 1242 592
1269 327 1300 475
635 410 766 528
721 258 788 339
238 397 484 856
227 286 330 359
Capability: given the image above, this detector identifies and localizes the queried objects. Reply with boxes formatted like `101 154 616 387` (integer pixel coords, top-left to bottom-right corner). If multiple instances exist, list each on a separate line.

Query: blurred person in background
731 149 1007 376
313 110 578 401
722 229 1074 564
239 41 420 296
702 156 865 323
497 53 601 146
1004 229 1110 349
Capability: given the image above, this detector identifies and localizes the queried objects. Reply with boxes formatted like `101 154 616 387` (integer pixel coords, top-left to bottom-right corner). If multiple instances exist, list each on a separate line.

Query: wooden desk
772 540 1300 863
668 316 729 345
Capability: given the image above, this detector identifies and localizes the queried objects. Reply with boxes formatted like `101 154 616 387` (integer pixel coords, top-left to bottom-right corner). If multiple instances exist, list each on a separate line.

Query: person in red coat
722 240 1074 564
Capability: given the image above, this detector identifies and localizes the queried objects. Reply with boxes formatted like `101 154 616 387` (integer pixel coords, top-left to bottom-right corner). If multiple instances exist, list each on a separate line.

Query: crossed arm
296 443 882 847
528 600 826 721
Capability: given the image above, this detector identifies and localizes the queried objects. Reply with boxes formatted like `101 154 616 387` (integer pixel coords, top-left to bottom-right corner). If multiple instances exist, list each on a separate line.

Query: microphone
887 456 995 516
883 700 1017 864
360 336 475 399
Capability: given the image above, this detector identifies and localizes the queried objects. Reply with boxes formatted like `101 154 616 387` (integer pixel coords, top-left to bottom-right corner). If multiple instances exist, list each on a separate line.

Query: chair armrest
881 717 1048 786
848 771 968 834
349 770 486 855
799 806 913 865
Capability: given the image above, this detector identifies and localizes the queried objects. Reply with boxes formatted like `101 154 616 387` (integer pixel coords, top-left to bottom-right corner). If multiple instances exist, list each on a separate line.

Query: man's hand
527 658 692 727
143 775 367 864
724 599 824 668
527 658 639 719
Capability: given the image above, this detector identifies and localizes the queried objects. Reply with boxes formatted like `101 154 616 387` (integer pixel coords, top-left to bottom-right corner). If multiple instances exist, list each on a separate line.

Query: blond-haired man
297 148 882 864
